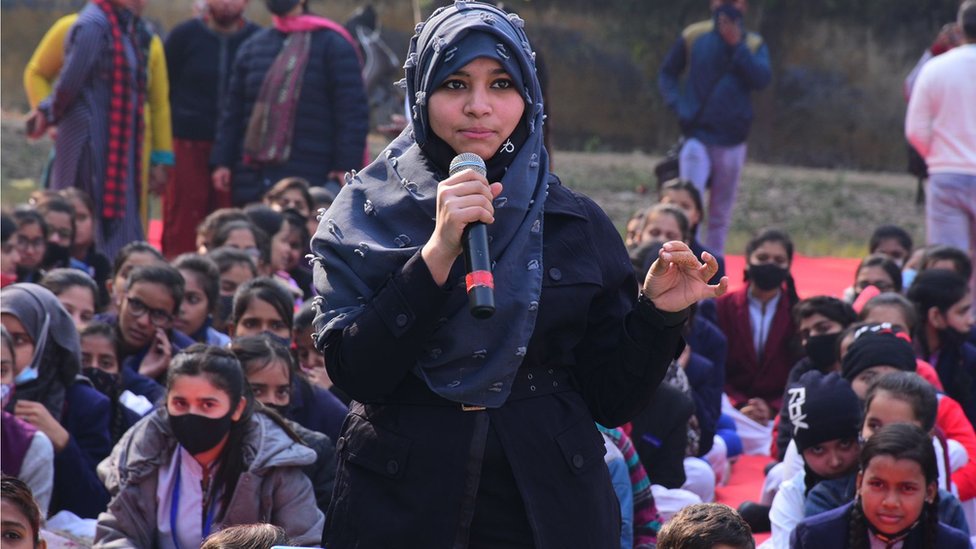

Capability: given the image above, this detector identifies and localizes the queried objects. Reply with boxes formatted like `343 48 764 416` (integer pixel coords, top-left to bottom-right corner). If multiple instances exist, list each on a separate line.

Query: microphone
450 153 495 319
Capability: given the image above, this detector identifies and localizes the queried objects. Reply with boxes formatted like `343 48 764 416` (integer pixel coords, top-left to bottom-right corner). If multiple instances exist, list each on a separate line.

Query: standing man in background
658 0 771 254
905 0 976 301
162 0 259 256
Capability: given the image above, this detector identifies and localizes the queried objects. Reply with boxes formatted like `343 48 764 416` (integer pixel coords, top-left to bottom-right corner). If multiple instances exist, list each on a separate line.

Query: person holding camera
658 0 771 255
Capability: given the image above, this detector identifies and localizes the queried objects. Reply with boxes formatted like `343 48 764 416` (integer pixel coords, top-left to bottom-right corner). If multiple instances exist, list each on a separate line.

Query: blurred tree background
0 0 961 171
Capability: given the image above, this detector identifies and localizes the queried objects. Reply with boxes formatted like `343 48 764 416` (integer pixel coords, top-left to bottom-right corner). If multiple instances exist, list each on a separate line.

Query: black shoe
737 501 771 533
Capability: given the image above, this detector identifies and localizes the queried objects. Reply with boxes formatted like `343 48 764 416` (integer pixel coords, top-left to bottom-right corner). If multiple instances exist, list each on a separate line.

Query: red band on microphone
465 270 494 292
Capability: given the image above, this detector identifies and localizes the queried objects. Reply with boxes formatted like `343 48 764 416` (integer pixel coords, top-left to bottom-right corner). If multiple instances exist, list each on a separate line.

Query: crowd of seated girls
618 178 976 547
0 180 343 546
2 166 975 547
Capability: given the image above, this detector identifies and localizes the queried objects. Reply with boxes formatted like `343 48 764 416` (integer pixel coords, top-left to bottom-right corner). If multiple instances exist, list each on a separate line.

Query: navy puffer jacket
213 26 369 204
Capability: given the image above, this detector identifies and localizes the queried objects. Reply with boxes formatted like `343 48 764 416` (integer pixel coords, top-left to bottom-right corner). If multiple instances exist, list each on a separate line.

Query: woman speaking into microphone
310 2 728 547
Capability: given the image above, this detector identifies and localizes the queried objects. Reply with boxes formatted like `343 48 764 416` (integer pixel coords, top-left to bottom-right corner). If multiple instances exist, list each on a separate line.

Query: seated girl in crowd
207 247 258 332
263 176 316 243
2 213 20 288
172 254 231 347
846 254 903 304
658 179 726 284
12 208 48 284
229 277 347 442
59 188 111 305
1 326 54 516
105 241 166 315
921 245 973 282
243 205 310 299
714 229 801 454
1 283 110 518
80 322 153 441
774 296 858 459
859 295 976 508
868 224 914 269
804 372 969 534
859 292 944 390
33 196 82 273
230 334 337 528
766 371 863 547
628 204 690 278
196 208 249 255
95 345 323 546
793 423 970 548
907 269 976 425
1 475 47 549
293 300 350 405
212 220 271 275
39 268 98 331
103 265 194 389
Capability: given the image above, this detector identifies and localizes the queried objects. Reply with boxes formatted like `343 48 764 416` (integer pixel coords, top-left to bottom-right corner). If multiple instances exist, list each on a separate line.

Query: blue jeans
927 172 976 301
679 138 747 254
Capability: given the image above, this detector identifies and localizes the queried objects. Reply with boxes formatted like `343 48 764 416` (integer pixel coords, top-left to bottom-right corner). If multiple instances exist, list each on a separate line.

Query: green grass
2 117 923 259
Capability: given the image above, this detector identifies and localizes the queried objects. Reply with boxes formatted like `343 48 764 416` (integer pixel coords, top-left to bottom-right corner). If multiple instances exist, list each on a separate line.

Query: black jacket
212 26 369 204
321 180 687 548
165 18 260 141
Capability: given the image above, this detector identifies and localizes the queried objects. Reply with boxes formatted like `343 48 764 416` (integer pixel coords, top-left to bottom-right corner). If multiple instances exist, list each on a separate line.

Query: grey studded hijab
311 1 548 407
1 283 82 421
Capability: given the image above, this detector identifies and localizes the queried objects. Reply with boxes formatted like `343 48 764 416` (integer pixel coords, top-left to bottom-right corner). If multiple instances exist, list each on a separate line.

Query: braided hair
848 423 939 549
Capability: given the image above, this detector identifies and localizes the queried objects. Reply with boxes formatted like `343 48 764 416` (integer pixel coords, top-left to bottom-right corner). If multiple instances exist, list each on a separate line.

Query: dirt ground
1 110 925 258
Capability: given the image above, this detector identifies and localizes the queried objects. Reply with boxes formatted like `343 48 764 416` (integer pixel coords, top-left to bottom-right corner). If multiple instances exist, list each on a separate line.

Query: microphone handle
463 222 495 319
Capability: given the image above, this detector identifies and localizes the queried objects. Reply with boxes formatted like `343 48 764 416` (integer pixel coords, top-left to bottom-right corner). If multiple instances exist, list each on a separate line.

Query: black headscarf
1 283 81 420
312 1 548 407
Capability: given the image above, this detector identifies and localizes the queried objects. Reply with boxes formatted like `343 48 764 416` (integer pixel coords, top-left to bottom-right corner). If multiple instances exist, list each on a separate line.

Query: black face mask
44 243 72 268
169 409 236 455
265 402 290 416
938 327 970 350
804 333 840 370
83 367 120 398
747 263 788 291
217 295 235 326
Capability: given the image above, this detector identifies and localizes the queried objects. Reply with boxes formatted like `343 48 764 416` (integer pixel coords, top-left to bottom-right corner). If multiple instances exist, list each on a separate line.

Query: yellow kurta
24 13 173 231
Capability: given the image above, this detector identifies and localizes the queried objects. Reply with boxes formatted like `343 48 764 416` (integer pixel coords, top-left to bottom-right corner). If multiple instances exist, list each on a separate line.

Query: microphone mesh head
449 153 487 177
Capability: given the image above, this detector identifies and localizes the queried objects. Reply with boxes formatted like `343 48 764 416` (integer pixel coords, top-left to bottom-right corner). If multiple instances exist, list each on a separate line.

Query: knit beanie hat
841 326 916 381
787 371 862 453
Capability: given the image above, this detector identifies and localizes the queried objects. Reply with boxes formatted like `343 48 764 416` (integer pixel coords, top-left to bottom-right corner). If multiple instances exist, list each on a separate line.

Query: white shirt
764 468 807 549
156 446 220 549
905 44 976 175
748 289 781 360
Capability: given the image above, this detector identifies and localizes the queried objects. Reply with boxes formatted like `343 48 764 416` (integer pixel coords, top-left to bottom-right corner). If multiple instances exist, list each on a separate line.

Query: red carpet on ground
716 455 775 544
725 253 861 299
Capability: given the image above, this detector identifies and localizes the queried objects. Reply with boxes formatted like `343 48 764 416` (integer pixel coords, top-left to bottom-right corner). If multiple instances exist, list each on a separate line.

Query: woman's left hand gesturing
642 241 728 312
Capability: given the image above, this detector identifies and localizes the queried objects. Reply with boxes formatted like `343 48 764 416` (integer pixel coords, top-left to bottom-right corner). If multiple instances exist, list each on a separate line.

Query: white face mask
13 366 38 386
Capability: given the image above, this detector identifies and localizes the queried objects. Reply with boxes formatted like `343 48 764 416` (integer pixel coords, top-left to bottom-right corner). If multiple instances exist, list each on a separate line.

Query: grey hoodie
95 409 324 547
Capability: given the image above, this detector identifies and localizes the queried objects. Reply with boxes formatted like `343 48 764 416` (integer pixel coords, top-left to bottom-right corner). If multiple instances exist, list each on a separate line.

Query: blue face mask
13 366 38 386
901 268 917 290
1 383 13 409
262 331 292 348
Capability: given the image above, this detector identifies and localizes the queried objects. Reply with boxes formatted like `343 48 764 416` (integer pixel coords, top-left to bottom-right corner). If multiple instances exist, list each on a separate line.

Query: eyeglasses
124 295 174 327
15 237 45 250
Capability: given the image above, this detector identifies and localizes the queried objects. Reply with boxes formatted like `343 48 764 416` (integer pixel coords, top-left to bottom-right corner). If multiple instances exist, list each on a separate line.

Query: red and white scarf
92 0 146 219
